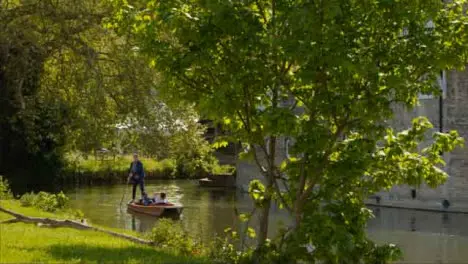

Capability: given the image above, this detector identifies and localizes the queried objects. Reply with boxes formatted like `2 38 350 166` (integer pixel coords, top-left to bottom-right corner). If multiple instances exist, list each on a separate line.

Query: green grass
0 200 71 220
65 153 234 177
0 200 208 263
65 153 176 174
0 200 140 237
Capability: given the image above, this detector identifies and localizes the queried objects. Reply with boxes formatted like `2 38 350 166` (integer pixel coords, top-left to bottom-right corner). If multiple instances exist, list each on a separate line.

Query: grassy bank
61 154 235 185
64 154 176 180
0 200 208 263
66 155 176 174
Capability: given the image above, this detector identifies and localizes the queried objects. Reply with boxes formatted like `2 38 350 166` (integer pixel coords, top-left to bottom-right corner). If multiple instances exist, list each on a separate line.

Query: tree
0 0 210 191
0 0 103 191
116 102 217 177
121 0 468 262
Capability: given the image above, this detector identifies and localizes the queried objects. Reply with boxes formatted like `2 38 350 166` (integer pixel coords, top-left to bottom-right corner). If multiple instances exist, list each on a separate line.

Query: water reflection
67 180 468 263
128 212 157 232
367 205 468 237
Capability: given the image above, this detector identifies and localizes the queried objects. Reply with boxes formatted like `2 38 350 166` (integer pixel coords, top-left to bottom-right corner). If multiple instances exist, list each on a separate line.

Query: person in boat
127 153 145 202
151 192 168 204
151 192 160 203
155 192 168 204
140 192 153 206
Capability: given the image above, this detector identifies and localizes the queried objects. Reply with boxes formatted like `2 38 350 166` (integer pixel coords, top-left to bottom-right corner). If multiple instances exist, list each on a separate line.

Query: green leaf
212 140 229 149
239 213 249 222
247 227 256 238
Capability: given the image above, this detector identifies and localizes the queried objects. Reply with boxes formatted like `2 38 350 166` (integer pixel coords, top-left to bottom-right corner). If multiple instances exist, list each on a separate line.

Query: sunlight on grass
0 200 208 263
65 153 176 174
0 223 207 263
0 200 68 219
0 200 142 238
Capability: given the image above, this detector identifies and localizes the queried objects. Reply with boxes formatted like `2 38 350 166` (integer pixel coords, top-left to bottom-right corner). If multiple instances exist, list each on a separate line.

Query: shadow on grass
46 244 206 263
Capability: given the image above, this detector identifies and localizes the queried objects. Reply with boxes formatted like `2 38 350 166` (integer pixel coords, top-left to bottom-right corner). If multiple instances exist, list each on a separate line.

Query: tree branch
255 0 268 24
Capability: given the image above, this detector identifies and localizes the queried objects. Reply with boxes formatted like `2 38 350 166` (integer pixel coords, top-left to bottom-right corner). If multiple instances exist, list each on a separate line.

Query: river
66 180 468 263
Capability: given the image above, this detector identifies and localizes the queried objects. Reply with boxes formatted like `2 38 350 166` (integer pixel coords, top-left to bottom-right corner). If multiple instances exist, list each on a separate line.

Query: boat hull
127 202 183 217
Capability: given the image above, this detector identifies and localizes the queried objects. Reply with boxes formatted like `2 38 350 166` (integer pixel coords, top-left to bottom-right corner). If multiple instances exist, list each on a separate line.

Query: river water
66 180 468 263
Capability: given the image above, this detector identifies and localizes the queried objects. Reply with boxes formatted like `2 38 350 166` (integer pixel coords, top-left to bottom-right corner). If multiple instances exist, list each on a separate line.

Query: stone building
370 69 468 212
235 69 468 212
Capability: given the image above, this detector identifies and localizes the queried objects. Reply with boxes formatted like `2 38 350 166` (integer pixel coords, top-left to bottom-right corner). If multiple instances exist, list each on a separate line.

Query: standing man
128 153 145 202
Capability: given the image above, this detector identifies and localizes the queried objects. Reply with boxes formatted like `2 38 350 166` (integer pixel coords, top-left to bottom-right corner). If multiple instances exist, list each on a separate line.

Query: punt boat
127 201 183 216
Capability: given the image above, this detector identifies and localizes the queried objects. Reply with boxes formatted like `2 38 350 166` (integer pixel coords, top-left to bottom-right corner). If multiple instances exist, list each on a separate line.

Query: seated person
151 192 160 203
140 192 153 206
154 192 168 204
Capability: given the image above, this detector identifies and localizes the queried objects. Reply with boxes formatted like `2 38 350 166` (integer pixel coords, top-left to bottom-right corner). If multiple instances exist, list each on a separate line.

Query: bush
19 192 36 206
207 226 295 264
19 191 70 212
64 153 178 178
211 164 236 175
208 228 255 264
0 176 12 200
149 218 203 256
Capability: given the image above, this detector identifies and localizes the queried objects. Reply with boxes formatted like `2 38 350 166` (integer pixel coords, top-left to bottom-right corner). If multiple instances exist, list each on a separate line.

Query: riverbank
60 154 235 186
0 200 208 263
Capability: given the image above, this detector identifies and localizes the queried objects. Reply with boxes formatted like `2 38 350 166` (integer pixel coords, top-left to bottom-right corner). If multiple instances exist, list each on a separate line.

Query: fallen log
0 206 153 246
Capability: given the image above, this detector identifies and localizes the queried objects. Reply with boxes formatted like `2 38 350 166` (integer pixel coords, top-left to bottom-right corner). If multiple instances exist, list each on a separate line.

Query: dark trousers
132 179 145 200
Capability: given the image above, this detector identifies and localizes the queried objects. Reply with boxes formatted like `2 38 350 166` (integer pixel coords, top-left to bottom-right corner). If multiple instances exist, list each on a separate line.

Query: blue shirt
129 160 145 179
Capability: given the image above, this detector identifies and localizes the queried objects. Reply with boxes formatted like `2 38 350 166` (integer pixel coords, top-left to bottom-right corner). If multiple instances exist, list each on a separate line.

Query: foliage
149 218 204 256
64 153 224 179
66 154 175 174
126 105 219 177
114 0 468 262
1 0 212 191
170 122 219 177
211 164 236 175
0 176 12 200
0 0 71 192
208 227 297 264
19 192 36 207
208 229 253 264
0 0 105 192
20 191 70 212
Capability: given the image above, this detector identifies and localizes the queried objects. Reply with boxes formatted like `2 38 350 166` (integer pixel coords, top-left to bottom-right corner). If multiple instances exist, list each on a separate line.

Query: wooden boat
198 171 236 188
127 201 183 217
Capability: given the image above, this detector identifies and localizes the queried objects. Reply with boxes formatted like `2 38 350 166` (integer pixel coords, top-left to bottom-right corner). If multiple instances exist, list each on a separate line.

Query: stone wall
363 68 468 210
236 137 289 191
374 98 443 203
444 68 468 202
236 69 468 211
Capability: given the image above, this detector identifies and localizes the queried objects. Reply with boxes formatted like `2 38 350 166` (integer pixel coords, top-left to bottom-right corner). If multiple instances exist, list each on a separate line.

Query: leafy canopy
113 0 468 262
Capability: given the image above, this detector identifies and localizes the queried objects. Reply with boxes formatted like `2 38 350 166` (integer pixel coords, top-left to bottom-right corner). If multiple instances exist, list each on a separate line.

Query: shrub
55 191 69 208
157 158 177 174
19 191 69 212
149 218 203 256
0 176 12 200
19 192 36 206
64 153 178 178
207 227 293 264
211 164 236 175
208 228 254 264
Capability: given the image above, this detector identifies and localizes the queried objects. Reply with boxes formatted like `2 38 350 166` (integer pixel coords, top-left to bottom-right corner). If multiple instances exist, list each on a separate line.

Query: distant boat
127 201 183 217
